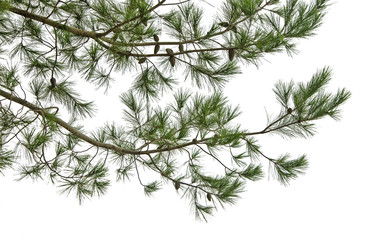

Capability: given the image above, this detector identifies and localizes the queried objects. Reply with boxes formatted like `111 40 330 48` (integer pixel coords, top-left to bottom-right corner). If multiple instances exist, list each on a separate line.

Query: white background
1 0 370 239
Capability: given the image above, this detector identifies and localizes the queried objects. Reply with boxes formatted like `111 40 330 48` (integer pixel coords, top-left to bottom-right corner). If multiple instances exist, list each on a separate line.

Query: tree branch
0 88 211 155
9 6 99 38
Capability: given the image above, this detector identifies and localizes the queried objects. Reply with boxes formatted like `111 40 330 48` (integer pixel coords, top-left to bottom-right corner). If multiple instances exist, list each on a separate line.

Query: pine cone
138 57 146 64
50 77 56 88
175 181 180 190
153 34 159 42
169 56 175 67
154 44 160 54
206 193 212 202
228 48 235 61
218 22 230 28
166 48 174 55
179 44 184 53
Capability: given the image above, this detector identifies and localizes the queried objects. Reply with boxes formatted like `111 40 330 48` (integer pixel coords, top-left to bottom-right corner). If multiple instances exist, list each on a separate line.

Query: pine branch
9 6 99 38
0 0 349 220
0 88 218 156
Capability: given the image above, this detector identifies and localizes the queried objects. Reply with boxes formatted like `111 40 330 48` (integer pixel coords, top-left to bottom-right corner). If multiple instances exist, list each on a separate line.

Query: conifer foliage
0 0 350 220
